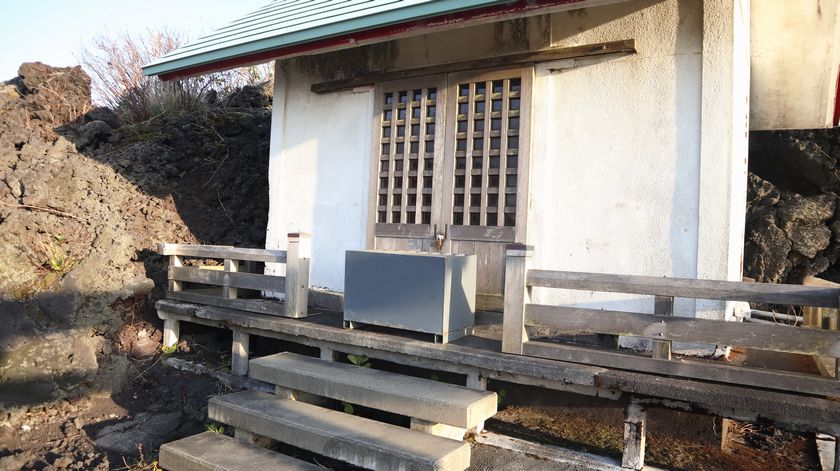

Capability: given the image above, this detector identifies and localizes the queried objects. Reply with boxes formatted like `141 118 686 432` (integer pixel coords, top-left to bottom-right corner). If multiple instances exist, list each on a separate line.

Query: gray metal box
344 250 476 343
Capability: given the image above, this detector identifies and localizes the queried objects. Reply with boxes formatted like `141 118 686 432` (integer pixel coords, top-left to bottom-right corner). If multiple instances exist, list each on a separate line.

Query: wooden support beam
525 304 840 358
231 330 250 376
521 340 840 396
622 402 646 470
311 39 636 94
502 244 533 354
652 296 674 359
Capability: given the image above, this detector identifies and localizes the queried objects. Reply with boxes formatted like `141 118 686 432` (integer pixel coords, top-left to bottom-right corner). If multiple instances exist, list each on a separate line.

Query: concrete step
209 390 471 471
159 431 320 471
249 352 496 429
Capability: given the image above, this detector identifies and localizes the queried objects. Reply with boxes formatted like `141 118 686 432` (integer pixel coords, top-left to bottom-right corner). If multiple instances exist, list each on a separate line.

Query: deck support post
285 233 311 318
231 329 250 376
622 401 646 470
467 370 488 433
234 428 276 448
410 418 467 441
162 318 180 349
502 244 533 354
275 384 327 406
320 347 338 362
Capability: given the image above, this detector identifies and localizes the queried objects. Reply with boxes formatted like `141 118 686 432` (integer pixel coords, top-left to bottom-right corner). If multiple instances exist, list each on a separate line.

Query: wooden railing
158 233 310 318
502 244 840 397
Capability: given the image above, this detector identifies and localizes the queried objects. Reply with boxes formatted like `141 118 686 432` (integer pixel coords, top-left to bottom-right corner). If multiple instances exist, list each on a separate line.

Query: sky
0 0 269 80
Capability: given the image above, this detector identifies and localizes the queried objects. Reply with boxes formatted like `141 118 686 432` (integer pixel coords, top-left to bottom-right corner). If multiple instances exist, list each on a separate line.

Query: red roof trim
159 0 585 81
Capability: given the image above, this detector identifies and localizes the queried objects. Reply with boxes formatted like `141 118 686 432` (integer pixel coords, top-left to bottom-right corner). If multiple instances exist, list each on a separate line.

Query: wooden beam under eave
310 39 636 94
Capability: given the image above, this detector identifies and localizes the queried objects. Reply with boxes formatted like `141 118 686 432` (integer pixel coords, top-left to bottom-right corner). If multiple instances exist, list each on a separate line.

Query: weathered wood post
622 401 646 470
162 243 182 349
467 370 488 433
502 244 532 354
652 296 674 359
223 258 238 300
231 330 250 376
285 233 311 318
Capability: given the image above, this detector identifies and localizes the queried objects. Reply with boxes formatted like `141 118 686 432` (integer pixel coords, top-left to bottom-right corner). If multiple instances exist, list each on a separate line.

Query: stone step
159 431 320 471
209 390 471 471
249 352 496 429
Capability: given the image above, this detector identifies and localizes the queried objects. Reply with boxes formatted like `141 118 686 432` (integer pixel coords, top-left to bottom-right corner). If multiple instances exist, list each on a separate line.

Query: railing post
167 253 183 293
223 258 238 300
285 233 311 318
652 296 674 359
502 244 533 354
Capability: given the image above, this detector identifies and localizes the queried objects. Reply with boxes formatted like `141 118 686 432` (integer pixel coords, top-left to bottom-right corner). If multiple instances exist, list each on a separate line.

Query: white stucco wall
750 0 840 130
528 0 704 319
264 62 373 290
264 0 750 325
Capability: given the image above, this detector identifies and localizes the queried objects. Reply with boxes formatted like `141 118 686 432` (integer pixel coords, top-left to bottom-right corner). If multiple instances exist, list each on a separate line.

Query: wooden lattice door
441 68 532 310
368 68 531 310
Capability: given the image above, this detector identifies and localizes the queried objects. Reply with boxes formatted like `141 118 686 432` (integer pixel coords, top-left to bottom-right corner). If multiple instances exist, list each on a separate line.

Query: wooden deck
156 299 840 438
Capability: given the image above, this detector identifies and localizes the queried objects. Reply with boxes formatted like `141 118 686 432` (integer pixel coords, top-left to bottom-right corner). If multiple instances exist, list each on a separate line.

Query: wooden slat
374 223 433 238
525 304 840 358
521 340 840 397
311 40 636 94
166 290 286 316
158 243 287 263
449 225 515 242
169 266 285 292
526 270 840 308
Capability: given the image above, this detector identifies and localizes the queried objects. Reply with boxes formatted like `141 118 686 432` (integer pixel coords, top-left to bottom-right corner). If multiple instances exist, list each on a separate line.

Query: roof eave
145 0 614 81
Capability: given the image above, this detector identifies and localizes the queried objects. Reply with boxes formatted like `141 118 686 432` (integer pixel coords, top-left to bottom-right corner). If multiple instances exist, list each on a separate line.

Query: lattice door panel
376 87 439 226
452 77 522 229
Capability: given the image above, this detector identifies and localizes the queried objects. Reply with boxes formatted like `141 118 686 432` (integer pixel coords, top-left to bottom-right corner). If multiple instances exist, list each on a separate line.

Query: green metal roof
143 0 508 78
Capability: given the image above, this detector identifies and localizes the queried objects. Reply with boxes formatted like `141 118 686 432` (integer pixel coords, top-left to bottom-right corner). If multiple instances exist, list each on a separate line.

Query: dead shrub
79 29 272 124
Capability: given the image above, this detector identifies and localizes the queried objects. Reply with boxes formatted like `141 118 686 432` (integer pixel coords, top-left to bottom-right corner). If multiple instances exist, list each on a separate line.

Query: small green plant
346 354 371 368
205 422 225 434
53 234 66 242
160 344 177 356
342 402 355 414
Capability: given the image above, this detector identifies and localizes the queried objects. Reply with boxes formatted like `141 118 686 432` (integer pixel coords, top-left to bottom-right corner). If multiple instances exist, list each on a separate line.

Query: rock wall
745 129 840 283
0 63 271 419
